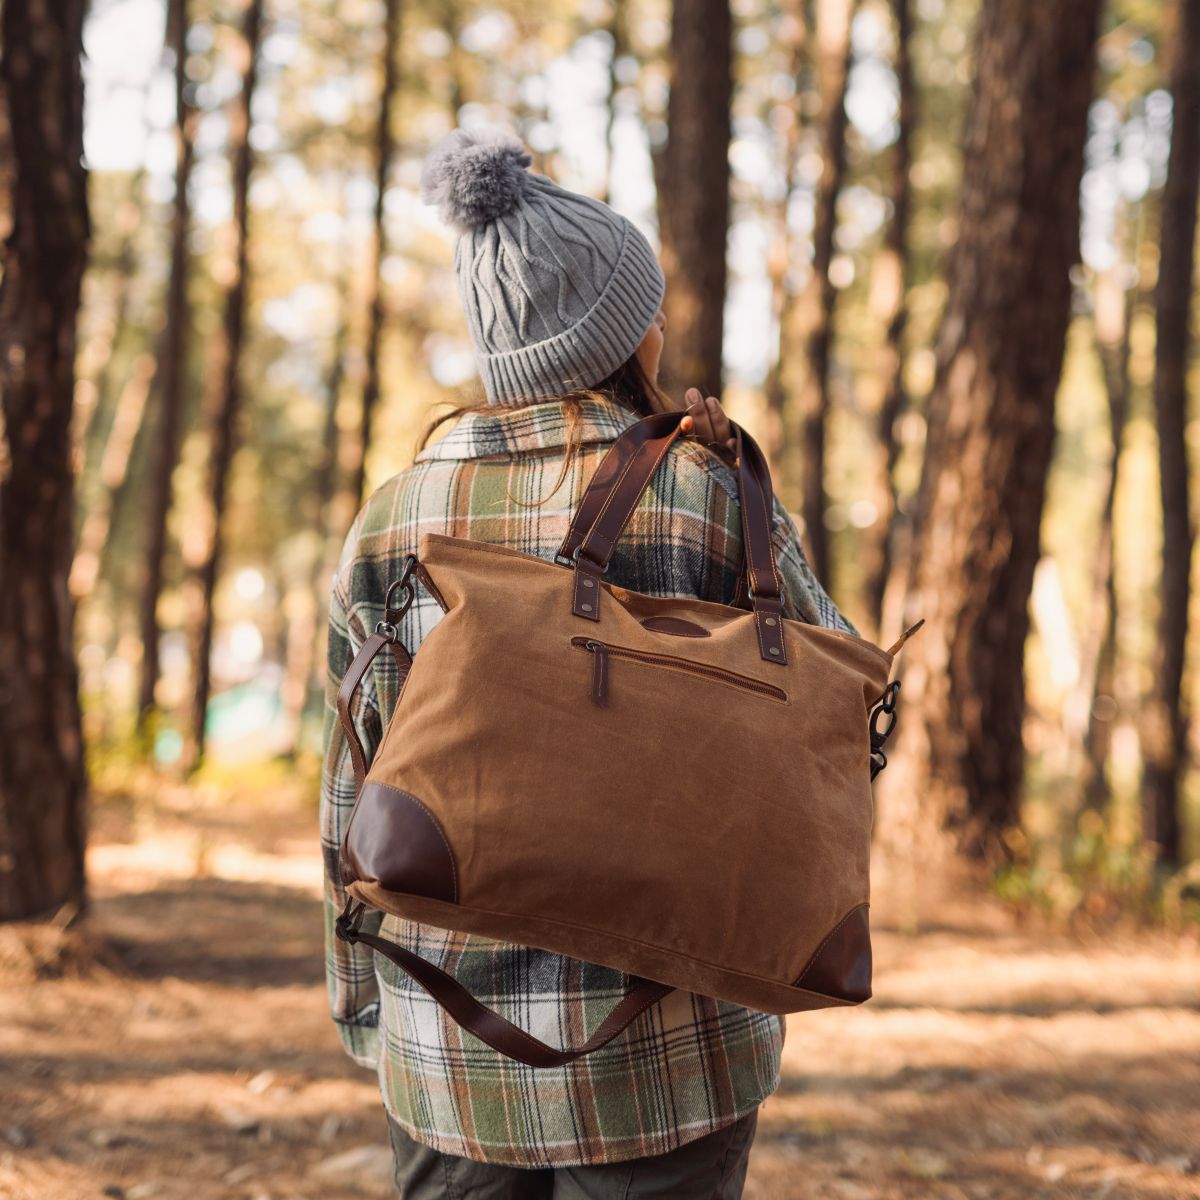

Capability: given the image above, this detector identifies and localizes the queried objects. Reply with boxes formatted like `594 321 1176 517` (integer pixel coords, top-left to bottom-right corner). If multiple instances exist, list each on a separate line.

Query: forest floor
1 774 1198 1200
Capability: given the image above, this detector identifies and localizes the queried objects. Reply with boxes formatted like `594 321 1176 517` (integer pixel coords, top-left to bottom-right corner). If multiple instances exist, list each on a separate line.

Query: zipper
571 636 788 707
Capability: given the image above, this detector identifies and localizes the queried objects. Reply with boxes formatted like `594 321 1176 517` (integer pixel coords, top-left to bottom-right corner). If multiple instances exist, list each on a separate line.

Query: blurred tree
861 0 914 637
792 0 858 584
887 0 1102 864
1143 0 1200 871
0 0 90 919
656 0 732 398
1079 212 1138 815
351 0 402 509
763 0 808 465
70 352 157 601
183 0 265 770
602 0 629 206
138 0 199 737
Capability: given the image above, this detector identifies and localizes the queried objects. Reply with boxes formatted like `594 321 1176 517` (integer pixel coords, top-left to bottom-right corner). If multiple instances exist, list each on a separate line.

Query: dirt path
2 784 1197 1200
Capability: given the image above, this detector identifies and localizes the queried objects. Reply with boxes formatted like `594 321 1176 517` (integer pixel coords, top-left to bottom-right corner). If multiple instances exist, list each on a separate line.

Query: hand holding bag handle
559 410 789 662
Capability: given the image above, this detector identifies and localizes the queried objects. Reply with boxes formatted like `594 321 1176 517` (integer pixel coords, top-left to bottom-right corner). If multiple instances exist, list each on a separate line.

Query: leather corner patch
344 782 458 903
793 903 871 1003
641 616 711 639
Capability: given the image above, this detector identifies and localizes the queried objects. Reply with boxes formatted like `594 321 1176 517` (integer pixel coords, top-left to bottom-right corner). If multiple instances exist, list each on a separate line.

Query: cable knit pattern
424 128 666 405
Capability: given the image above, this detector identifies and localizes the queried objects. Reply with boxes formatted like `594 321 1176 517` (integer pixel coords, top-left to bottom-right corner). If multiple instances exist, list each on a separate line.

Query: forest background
2 0 1200 1196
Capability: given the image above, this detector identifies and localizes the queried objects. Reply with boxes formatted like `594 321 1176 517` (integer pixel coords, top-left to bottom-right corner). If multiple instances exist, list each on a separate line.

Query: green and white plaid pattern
320 398 855 1168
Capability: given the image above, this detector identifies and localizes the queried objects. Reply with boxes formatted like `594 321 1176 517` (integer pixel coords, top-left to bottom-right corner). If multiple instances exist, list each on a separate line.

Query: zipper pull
587 640 608 707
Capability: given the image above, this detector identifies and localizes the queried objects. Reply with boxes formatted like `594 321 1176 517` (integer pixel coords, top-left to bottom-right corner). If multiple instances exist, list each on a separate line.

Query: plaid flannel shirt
320 398 855 1168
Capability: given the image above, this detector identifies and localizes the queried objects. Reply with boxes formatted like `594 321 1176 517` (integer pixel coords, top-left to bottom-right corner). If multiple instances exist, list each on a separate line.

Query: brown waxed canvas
340 526 895 1019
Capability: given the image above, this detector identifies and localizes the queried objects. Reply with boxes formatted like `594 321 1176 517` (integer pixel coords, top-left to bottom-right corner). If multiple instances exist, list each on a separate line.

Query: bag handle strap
334 619 676 1067
336 900 672 1068
560 410 788 662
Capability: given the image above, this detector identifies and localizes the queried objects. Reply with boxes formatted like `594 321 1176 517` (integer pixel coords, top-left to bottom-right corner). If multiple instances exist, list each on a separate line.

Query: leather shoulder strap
557 411 685 565
338 911 672 1068
337 631 413 793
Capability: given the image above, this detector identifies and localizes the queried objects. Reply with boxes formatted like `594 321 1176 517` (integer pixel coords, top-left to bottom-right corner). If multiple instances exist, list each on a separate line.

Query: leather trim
343 782 458 903
792 903 871 1003
412 561 449 612
641 616 711 638
572 556 603 621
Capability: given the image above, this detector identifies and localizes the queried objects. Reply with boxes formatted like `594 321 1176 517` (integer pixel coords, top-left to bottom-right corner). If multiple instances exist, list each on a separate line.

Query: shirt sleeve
320 572 385 1069
769 497 860 636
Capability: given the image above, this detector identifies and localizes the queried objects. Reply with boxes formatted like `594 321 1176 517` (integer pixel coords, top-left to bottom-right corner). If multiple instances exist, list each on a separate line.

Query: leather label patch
640 616 711 639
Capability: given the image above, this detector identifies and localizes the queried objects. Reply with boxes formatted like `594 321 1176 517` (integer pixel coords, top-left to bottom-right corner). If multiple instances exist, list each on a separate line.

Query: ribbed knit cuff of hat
474 217 665 405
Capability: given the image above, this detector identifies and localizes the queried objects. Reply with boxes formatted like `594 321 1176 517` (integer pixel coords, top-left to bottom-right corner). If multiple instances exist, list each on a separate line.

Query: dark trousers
386 1108 759 1199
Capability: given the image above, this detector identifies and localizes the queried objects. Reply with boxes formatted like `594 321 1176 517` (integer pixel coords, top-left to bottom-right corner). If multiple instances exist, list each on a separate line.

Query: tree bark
792 0 858 585
350 0 402 509
883 0 1102 865
183 0 264 771
602 0 628 207
138 0 198 734
657 0 733 399
861 0 914 636
0 0 90 920
1142 0 1200 871
1074 236 1139 815
70 352 157 600
763 1 808 467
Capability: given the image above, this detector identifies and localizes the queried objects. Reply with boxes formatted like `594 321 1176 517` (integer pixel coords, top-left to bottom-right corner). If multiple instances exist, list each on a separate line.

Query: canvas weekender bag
334 409 917 1068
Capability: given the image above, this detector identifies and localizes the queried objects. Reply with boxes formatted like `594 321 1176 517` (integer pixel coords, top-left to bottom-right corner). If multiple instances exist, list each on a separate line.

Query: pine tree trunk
1077 248 1136 814
1143 0 1200 870
862 0 914 636
657 0 732 399
70 352 157 599
183 0 264 771
883 0 1101 865
763 1 808 466
351 0 402 508
0 0 90 920
602 0 628 207
138 0 198 733
792 0 857 585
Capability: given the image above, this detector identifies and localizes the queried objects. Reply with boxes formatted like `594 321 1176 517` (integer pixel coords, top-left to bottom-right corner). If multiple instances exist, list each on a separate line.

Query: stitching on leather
581 436 650 559
792 902 869 987
361 885 856 1004
562 434 638 556
375 783 459 903
583 427 679 563
640 618 710 638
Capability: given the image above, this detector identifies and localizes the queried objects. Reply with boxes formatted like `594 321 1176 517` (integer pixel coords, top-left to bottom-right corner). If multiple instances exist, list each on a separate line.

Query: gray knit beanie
419 126 666 406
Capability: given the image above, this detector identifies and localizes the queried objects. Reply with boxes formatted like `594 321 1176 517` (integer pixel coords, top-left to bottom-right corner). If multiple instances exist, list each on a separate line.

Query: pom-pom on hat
420 125 666 406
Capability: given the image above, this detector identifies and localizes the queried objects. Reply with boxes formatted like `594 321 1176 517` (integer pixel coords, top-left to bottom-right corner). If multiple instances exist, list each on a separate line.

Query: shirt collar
414 398 640 462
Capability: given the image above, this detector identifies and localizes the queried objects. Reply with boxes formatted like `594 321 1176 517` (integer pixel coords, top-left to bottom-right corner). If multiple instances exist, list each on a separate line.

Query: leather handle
561 410 788 661
338 915 673 1068
337 630 413 793
558 411 689 566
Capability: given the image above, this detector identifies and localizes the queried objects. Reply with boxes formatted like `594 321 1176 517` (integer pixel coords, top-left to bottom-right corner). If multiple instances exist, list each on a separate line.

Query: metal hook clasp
375 555 418 641
869 680 902 779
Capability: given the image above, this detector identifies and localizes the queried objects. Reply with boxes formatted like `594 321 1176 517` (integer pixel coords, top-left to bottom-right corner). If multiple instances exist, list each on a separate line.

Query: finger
705 395 731 441
688 400 718 444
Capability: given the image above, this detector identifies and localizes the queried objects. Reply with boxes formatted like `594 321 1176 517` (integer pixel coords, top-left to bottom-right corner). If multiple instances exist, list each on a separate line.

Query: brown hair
416 353 681 505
